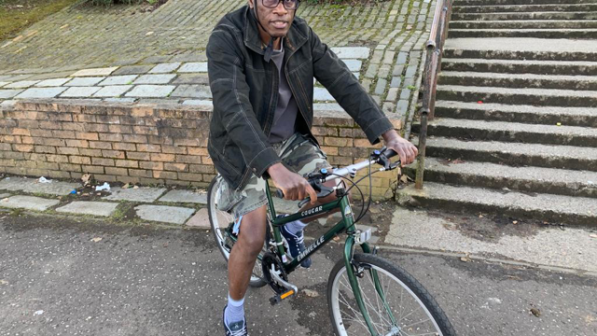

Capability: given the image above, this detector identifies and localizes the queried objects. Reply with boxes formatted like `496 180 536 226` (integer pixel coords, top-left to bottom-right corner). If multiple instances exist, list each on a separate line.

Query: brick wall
0 100 402 198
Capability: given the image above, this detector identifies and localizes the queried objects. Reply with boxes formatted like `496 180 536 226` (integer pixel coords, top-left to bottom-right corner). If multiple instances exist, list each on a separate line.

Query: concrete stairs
450 0 597 39
400 0 597 226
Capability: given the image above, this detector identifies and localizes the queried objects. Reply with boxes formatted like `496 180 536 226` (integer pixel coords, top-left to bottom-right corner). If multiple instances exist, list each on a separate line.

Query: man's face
249 0 296 39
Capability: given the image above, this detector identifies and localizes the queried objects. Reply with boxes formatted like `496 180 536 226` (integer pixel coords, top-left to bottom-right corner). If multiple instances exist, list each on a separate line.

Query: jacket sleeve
207 30 280 178
309 28 394 144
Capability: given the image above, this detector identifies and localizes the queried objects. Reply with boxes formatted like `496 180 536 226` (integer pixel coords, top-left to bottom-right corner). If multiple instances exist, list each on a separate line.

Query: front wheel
207 176 267 288
327 253 456 336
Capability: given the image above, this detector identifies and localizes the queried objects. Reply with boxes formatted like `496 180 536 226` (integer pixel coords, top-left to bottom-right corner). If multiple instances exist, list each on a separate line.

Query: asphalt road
1 212 596 336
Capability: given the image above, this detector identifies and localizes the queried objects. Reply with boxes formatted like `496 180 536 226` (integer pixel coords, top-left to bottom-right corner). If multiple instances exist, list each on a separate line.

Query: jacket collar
243 5 308 55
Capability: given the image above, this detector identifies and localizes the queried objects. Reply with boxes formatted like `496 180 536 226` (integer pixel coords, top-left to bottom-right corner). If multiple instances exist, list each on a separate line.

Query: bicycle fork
344 236 399 336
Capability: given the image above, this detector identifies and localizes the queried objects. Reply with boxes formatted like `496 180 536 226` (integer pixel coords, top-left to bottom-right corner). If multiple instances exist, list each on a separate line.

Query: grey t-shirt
268 42 298 143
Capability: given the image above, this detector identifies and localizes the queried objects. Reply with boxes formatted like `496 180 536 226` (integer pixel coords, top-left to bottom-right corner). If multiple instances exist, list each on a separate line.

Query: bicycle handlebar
275 148 400 200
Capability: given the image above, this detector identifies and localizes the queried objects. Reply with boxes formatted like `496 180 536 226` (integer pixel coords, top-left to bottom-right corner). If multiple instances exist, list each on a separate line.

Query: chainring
261 252 289 294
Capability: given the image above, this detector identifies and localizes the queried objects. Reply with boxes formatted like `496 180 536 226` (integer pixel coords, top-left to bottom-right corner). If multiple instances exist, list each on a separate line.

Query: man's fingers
306 184 318 205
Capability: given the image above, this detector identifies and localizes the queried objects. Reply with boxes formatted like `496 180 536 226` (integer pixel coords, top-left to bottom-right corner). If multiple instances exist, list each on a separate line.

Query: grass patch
0 0 81 41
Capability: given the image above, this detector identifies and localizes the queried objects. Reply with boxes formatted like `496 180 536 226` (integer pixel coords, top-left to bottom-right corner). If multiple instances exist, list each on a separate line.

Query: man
207 0 418 334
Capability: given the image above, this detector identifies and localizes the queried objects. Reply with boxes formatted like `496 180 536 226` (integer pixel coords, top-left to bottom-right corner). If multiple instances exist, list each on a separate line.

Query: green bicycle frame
263 181 393 335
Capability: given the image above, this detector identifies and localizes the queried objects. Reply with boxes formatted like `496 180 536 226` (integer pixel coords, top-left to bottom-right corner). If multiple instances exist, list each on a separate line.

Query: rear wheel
327 253 456 336
207 176 267 288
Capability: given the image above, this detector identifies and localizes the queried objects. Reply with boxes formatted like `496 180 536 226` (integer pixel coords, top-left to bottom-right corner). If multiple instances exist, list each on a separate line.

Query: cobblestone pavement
0 0 435 120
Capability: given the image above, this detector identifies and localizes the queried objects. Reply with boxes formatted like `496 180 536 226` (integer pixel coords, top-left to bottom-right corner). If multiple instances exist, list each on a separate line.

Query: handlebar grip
382 148 397 158
276 189 284 198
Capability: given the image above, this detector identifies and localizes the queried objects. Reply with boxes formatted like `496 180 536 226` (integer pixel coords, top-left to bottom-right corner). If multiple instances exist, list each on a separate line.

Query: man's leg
227 205 267 300
224 205 267 329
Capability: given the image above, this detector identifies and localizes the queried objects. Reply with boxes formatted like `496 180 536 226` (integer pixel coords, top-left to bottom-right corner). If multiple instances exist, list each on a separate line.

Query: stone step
453 4 597 13
404 157 597 199
436 84 597 108
398 182 597 226
434 101 597 127
439 71 597 91
452 11 597 21
450 20 597 30
443 49 597 62
414 118 597 147
442 58 597 76
415 136 597 172
454 0 597 5
449 28 597 39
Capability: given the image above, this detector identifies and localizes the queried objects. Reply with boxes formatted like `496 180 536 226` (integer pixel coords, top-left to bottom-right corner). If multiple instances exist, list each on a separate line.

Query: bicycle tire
207 176 267 288
327 253 456 336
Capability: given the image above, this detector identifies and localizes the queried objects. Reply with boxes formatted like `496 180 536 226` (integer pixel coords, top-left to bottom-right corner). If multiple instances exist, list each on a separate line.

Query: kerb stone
0 195 59 211
159 190 207 204
15 87 65 99
170 85 212 98
103 187 167 203
135 205 195 224
56 201 119 217
178 62 208 73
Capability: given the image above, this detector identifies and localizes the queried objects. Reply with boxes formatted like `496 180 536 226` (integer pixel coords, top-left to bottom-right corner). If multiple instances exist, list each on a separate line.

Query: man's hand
267 163 318 205
382 130 418 166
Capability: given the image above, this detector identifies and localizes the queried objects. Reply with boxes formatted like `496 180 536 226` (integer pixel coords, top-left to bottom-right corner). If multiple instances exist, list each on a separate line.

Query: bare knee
237 206 266 257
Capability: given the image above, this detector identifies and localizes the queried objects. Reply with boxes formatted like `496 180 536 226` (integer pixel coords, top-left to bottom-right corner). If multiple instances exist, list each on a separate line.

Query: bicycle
208 148 456 336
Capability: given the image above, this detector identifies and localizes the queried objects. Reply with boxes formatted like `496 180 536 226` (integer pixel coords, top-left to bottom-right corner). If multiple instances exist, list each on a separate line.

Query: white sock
225 295 245 325
285 219 307 235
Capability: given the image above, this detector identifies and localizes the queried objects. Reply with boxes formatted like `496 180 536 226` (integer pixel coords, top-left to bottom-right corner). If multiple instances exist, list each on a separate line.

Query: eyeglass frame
260 0 300 10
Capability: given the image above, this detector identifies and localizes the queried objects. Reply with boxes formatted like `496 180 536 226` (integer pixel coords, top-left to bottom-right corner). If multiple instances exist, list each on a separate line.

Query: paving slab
125 85 175 98
55 201 119 217
386 207 597 273
5 80 39 89
0 193 11 199
102 187 167 203
149 62 181 73
0 89 22 99
15 87 66 99
0 81 7 87
98 75 138 86
135 204 195 224
71 67 118 77
94 85 133 97
185 208 210 228
35 78 71 87
182 99 213 107
60 86 101 97
0 177 79 195
314 87 334 101
170 85 212 98
65 77 104 86
343 60 362 72
133 74 176 84
178 62 208 73
113 65 153 75
332 47 370 59
104 97 136 103
172 74 209 85
0 195 59 211
158 189 207 204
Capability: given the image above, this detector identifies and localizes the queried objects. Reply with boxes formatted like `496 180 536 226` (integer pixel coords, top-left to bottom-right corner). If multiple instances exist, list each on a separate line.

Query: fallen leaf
513 221 518 225
90 237 102 242
400 175 409 183
133 186 139 189
530 308 541 317
81 174 91 184
303 289 319 298
556 122 562 126
123 183 130 189
333 236 340 242
590 234 597 239
460 255 471 262
0 280 8 285
146 31 154 36
60 24 69 29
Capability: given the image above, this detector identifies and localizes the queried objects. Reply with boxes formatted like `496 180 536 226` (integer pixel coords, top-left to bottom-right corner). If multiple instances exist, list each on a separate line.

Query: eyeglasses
261 0 299 10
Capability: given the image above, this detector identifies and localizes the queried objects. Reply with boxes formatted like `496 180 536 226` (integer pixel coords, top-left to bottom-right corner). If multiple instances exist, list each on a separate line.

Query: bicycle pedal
269 289 295 306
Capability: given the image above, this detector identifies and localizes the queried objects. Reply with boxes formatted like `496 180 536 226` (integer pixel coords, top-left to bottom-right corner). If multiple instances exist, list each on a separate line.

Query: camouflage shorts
214 133 331 234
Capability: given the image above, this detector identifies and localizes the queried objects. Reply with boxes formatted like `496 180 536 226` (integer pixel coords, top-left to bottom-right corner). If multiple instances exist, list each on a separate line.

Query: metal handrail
415 0 452 190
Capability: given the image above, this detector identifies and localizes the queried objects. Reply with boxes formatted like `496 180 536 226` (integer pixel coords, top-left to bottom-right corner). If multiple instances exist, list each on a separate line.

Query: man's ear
248 0 254 9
